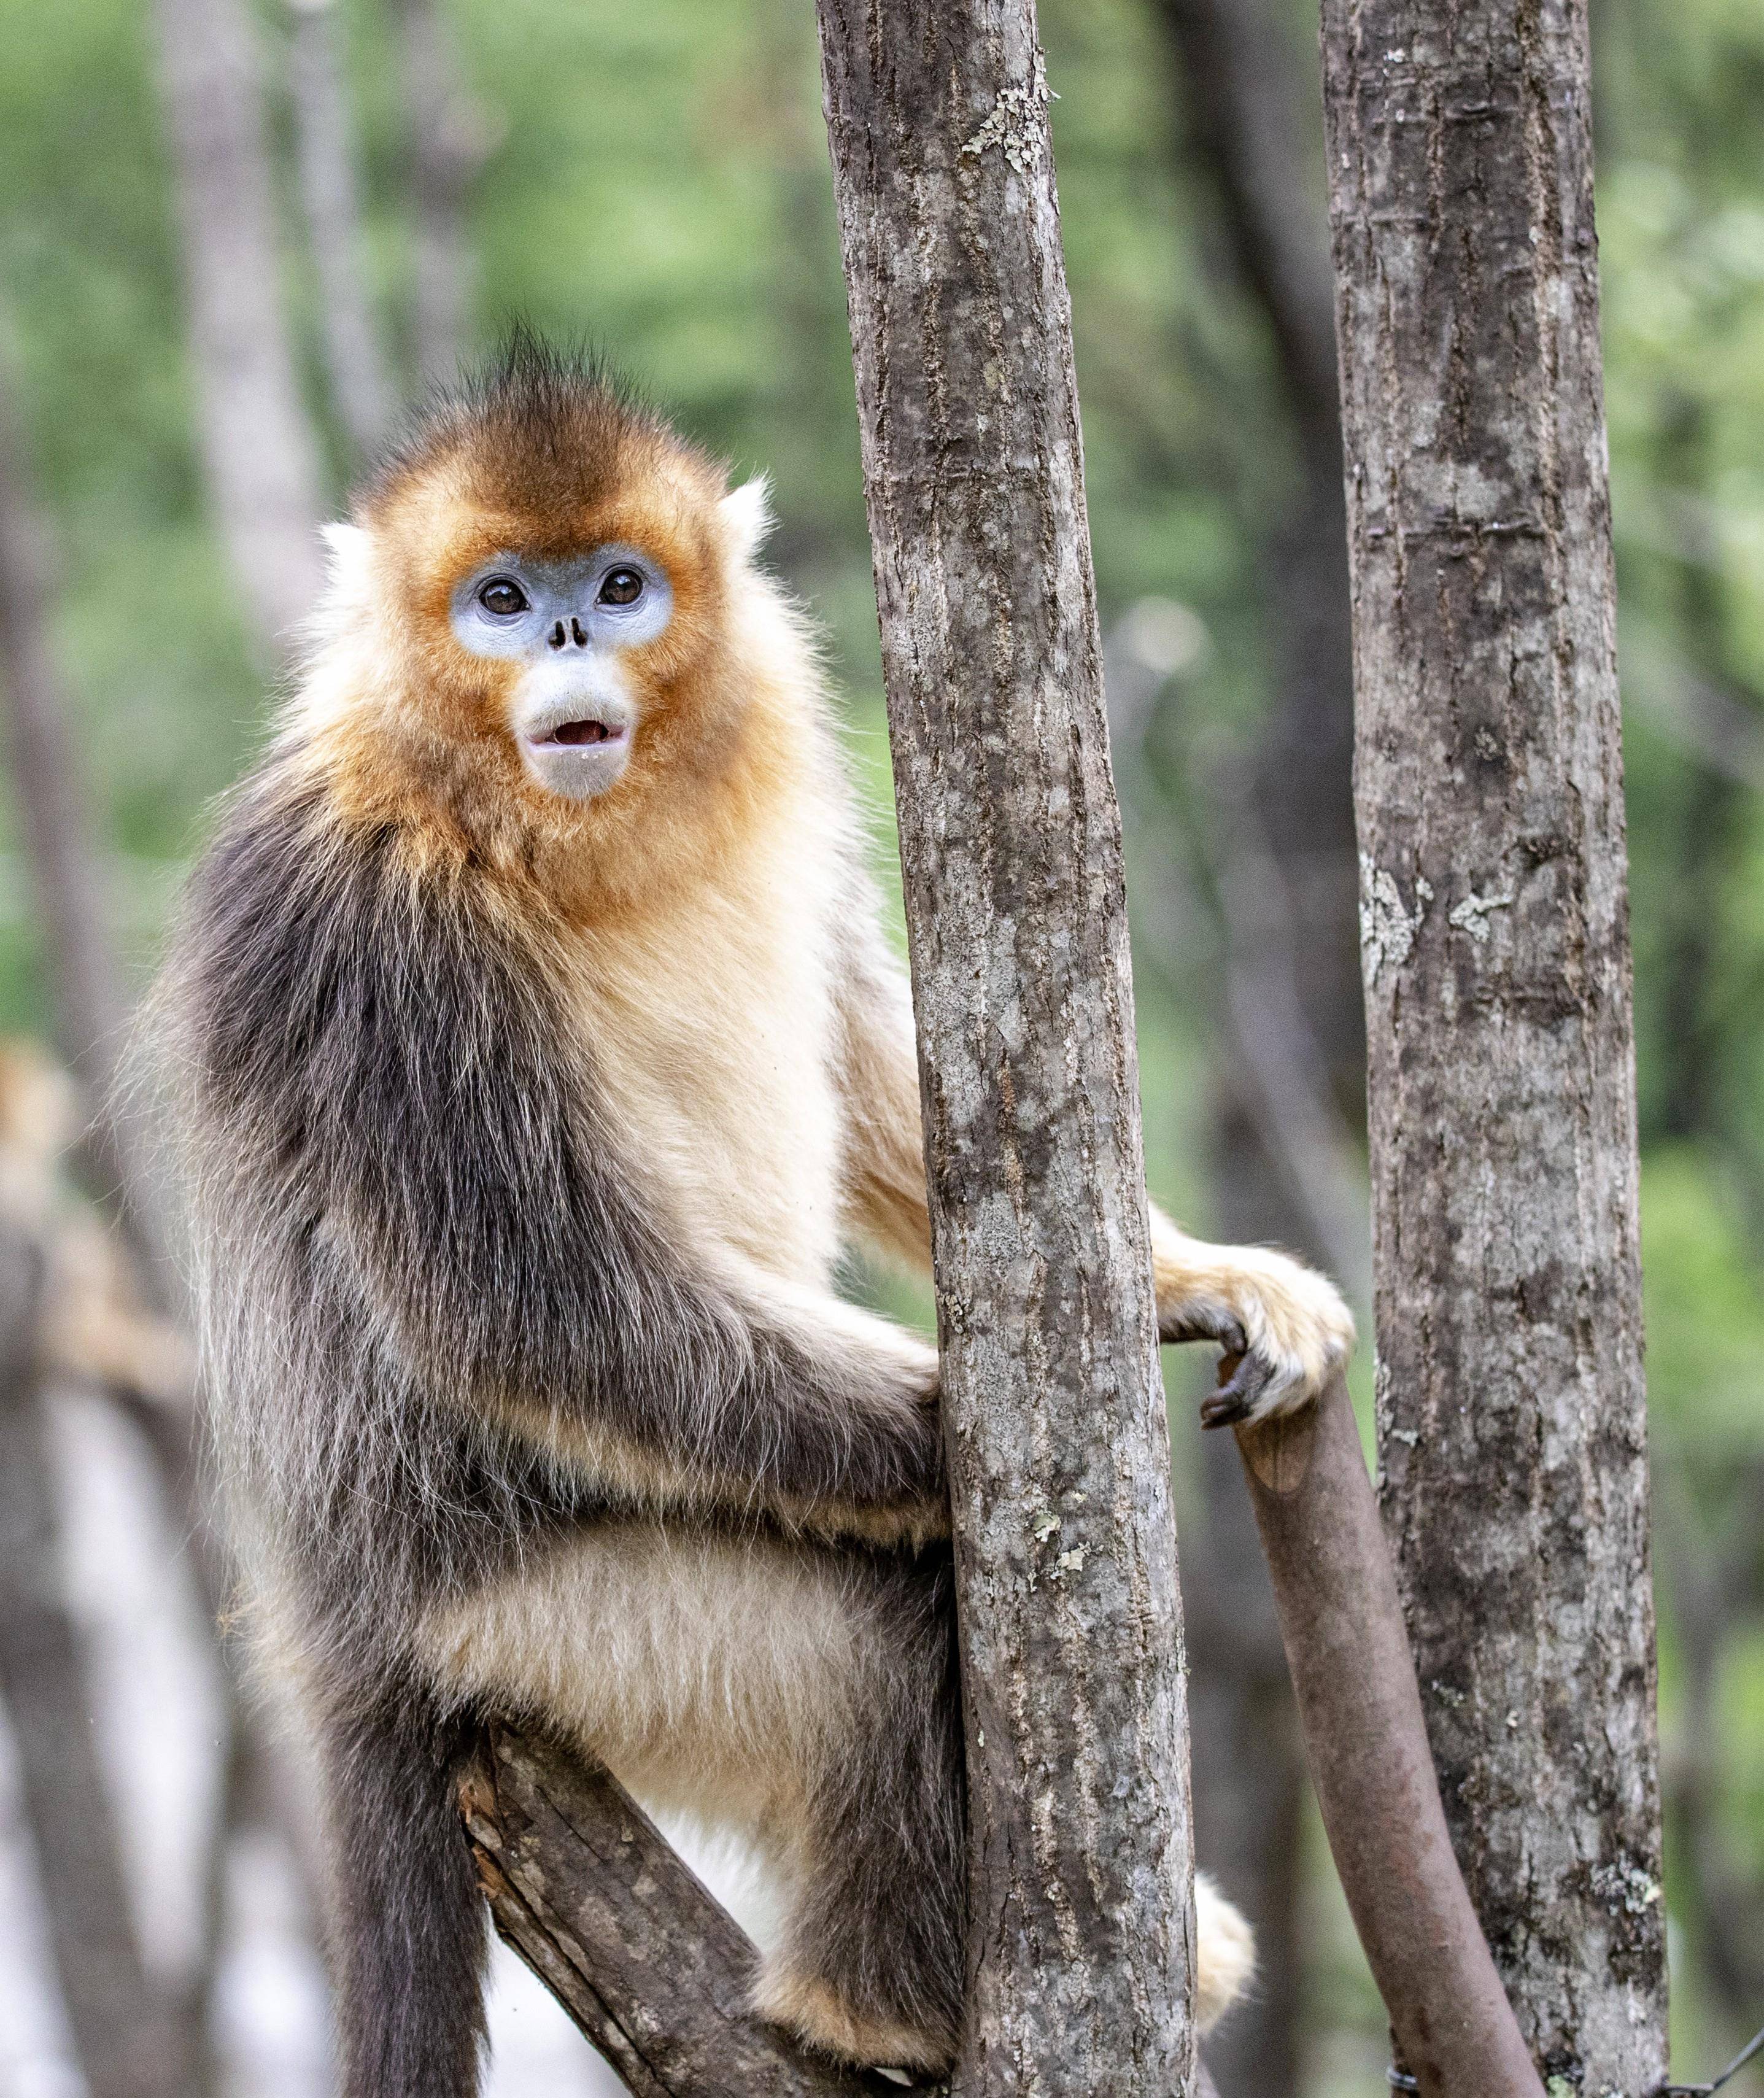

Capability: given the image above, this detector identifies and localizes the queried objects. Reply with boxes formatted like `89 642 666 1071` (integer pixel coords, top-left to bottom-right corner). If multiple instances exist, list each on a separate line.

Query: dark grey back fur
163 769 941 1675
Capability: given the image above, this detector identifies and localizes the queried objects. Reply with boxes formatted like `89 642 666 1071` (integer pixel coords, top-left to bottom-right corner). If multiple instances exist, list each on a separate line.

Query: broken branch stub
1235 1376 1544 2098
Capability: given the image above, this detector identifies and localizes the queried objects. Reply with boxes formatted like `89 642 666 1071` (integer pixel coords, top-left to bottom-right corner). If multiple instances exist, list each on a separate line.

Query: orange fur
302 438 805 939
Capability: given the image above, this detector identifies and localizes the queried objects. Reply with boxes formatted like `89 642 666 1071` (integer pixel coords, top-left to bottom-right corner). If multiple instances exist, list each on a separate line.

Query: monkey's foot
753 1964 953 2077
1195 1871 1257 2030
1159 1245 1354 1428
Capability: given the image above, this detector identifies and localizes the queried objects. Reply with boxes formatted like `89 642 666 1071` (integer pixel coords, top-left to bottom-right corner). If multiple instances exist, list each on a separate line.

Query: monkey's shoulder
174 772 583 1167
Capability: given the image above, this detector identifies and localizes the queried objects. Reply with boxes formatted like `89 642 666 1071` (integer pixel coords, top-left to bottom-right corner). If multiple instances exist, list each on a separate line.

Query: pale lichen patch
961 52 1055 175
1361 855 1434 980
1592 1860 1662 1917
1448 888 1517 942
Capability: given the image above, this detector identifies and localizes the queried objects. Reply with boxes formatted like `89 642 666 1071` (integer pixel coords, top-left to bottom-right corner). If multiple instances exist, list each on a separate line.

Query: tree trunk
389 0 481 387
0 1226 182 2098
152 0 327 644
0 367 206 1317
0 378 286 2096
815 7 1197 2093
0 390 138 1226
1320 4 1668 2088
1150 2 1364 2087
286 0 398 463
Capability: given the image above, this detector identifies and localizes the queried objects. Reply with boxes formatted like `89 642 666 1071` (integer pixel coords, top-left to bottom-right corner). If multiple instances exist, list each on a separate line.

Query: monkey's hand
1153 1230 1354 1428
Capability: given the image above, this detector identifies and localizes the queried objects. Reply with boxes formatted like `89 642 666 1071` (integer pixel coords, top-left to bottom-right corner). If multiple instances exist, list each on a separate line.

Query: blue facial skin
448 546 674 801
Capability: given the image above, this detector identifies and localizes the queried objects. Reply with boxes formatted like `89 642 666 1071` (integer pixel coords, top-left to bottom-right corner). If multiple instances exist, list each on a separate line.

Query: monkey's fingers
1200 1349 1274 1430
1160 1308 1251 1355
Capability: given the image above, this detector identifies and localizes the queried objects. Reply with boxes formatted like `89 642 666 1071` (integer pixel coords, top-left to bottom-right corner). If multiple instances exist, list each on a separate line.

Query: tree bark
1320 3 1668 2088
152 0 327 644
286 0 398 463
815 7 1196 2092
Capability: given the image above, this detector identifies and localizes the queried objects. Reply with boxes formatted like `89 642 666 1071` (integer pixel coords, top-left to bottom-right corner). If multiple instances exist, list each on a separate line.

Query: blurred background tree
0 0 1758 2092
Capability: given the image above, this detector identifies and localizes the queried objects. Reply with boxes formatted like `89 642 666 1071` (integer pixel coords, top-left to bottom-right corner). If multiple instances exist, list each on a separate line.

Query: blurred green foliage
0 0 1761 2086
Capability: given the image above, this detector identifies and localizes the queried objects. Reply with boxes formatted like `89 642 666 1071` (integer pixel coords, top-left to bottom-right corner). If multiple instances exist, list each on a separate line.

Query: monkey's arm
185 789 942 1523
831 901 936 1274
832 897 1353 1423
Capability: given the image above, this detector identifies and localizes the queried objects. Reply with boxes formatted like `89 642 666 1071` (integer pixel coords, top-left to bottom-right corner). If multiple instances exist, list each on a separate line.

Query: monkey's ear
719 477 774 565
309 522 376 636
320 521 372 591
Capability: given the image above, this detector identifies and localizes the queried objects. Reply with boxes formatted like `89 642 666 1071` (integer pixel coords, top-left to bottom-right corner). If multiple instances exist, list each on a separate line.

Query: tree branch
1235 1374 1543 2098
458 1724 907 2098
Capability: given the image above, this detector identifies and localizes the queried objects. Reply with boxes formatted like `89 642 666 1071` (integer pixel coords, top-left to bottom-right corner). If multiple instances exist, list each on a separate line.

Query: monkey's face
351 388 745 842
447 545 673 802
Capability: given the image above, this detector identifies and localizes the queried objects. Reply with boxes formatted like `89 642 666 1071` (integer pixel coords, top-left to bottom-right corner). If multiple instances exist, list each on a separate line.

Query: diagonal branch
458 1724 906 2098
461 1724 1225 2098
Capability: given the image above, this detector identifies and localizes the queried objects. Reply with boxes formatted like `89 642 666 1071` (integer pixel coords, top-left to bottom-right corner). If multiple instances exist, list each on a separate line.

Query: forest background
0 0 1760 2093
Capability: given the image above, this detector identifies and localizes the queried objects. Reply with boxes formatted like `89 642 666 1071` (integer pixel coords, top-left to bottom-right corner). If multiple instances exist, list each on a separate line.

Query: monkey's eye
477 576 530 617
599 567 644 607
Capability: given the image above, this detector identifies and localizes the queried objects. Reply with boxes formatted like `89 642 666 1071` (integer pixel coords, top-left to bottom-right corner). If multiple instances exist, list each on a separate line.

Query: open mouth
534 719 624 748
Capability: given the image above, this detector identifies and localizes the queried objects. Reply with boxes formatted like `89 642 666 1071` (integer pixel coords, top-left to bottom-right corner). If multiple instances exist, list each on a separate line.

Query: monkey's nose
546 617 592 651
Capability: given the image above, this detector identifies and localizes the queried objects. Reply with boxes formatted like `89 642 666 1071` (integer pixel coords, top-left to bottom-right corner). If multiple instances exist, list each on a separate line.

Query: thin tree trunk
0 1226 182 2098
1180 1444 1304 2098
1320 4 1668 2087
389 0 481 387
286 0 398 462
0 391 141 1238
1150 3 1365 2086
1658 1461 1764 2035
816 7 1197 2092
0 377 290 2098
152 0 327 643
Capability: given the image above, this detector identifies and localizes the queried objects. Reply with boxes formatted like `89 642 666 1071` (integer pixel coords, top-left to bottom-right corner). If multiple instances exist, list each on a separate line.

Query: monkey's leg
419 1520 965 2073
751 1549 967 2075
311 1678 488 2098
749 1567 1258 2070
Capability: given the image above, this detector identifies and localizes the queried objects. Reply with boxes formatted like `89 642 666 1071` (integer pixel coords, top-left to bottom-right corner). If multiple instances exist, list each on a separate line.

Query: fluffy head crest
365 328 714 532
